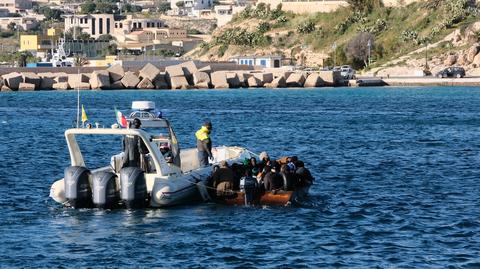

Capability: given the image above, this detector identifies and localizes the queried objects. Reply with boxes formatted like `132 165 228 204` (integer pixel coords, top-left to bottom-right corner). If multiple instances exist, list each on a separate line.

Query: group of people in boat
207 152 314 199
194 120 314 199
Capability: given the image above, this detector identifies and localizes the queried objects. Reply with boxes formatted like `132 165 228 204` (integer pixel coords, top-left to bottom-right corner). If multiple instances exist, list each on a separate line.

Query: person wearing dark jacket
263 166 284 191
195 121 213 167
122 118 149 169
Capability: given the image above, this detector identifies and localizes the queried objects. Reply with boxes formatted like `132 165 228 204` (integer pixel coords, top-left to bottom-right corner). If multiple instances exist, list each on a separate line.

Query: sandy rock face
466 44 480 63
444 55 457 66
473 53 480 67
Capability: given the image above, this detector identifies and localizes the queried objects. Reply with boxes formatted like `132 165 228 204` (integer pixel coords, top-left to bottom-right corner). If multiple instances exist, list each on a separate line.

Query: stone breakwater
0 61 343 92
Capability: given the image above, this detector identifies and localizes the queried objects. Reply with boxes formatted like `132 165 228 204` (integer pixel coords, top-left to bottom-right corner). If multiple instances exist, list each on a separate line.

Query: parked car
436 67 465 78
340 65 356 79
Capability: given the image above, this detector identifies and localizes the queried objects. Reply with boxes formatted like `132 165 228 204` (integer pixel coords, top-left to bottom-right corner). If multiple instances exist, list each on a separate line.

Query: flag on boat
81 105 88 123
115 107 128 128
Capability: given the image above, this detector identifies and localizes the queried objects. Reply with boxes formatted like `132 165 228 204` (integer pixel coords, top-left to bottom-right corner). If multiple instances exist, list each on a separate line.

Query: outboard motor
120 167 147 208
240 176 258 206
92 172 119 209
64 166 92 208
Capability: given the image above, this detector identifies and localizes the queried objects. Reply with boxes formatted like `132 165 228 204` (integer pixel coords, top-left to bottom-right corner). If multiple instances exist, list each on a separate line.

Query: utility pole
367 39 371 67
332 42 337 68
425 42 429 71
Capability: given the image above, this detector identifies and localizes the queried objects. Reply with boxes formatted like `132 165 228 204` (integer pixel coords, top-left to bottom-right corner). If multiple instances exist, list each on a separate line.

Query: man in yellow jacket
195 121 213 167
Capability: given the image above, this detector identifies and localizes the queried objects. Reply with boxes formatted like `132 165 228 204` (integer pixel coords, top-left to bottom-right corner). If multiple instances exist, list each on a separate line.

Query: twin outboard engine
120 167 147 208
64 166 92 208
92 172 119 209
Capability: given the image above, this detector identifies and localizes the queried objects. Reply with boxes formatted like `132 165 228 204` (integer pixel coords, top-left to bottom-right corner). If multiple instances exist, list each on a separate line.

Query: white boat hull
50 146 255 208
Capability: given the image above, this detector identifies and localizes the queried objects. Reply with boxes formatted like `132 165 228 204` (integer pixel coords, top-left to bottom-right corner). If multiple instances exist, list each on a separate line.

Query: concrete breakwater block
139 63 160 81
38 73 55 90
68 74 90 89
1 85 12 92
286 73 306 87
54 72 69 83
22 72 41 90
2 72 23 90
198 65 212 74
153 74 169 89
304 73 324 88
193 71 211 89
226 72 241 88
137 77 155 89
165 65 184 78
170 76 190 90
18 82 36 91
109 80 125 89
247 76 262 88
73 82 91 90
253 72 273 85
318 71 341 86
52 82 69 90
90 70 110 89
264 76 286 88
180 61 198 77
121 72 140 89
107 64 125 82
211 71 229 89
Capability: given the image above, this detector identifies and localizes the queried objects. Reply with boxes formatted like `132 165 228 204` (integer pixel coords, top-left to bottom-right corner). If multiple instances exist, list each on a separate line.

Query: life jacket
195 126 210 141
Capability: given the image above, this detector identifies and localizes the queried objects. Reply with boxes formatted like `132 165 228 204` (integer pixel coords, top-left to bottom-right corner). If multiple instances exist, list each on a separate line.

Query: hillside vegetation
193 0 480 70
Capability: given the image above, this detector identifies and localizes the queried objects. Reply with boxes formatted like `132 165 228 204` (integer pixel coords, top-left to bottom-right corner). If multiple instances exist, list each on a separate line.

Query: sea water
0 87 479 268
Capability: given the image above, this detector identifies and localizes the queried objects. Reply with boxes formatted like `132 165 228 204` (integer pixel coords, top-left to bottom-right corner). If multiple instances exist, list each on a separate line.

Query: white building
64 14 115 39
230 55 283 68
170 0 212 17
113 15 165 35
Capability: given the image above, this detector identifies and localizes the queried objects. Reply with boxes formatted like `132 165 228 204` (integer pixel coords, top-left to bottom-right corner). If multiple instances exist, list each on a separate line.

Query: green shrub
297 21 315 34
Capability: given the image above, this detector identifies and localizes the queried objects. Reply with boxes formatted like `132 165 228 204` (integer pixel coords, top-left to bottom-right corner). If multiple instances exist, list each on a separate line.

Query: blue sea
1 87 480 268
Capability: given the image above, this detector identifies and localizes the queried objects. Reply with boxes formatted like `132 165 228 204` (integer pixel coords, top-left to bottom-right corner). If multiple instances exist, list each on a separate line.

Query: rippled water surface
1 87 480 268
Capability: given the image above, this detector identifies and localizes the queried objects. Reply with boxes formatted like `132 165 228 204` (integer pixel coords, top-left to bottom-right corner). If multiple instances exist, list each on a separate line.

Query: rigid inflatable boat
49 101 256 208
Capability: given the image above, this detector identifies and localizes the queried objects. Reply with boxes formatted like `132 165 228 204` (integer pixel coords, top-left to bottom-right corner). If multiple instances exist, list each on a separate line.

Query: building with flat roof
230 55 283 68
0 16 37 30
113 15 165 35
64 14 115 39
170 0 213 17
0 0 32 14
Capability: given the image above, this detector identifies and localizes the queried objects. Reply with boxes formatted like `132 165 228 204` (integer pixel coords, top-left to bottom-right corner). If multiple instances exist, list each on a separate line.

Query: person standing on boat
123 118 149 170
195 121 213 167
